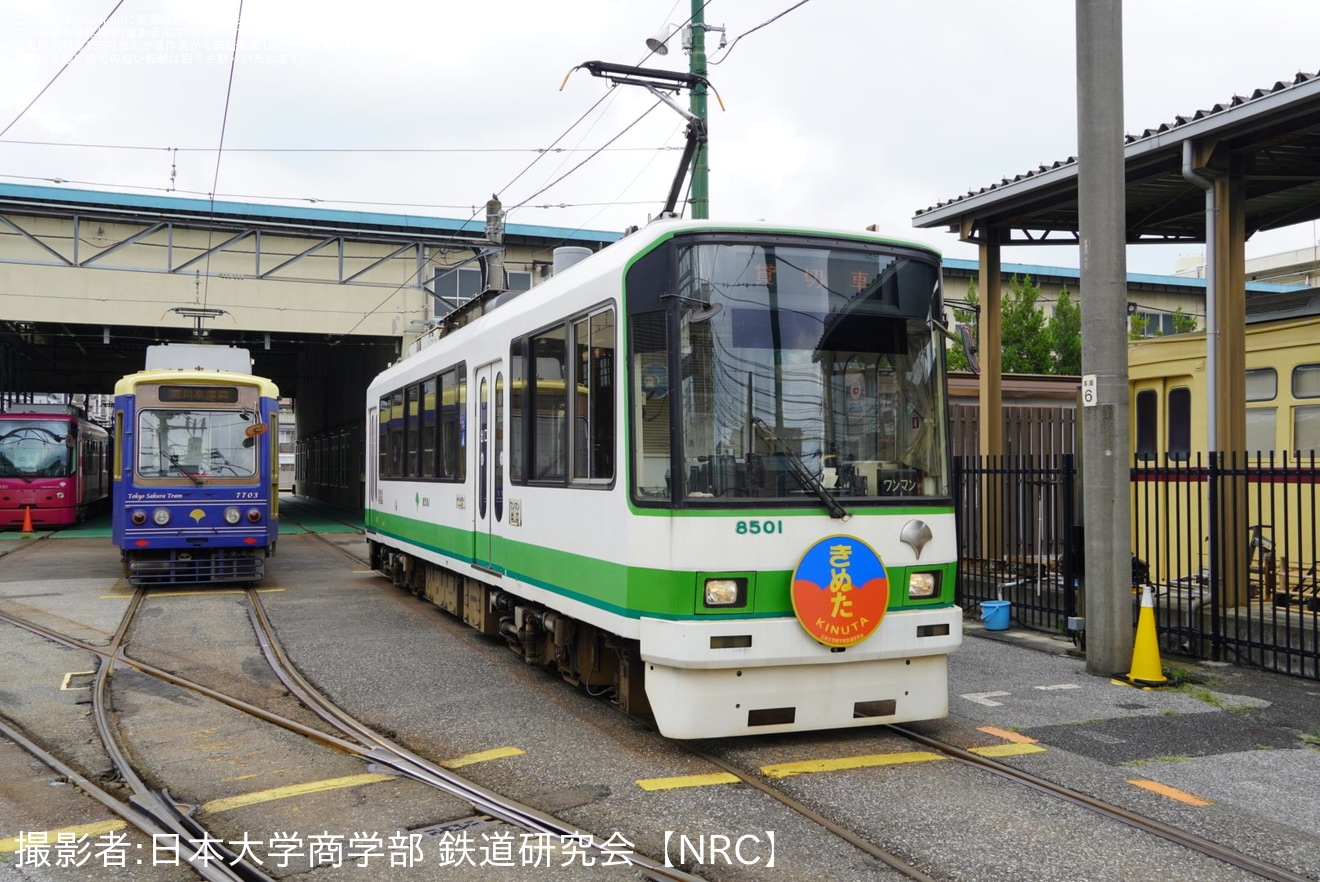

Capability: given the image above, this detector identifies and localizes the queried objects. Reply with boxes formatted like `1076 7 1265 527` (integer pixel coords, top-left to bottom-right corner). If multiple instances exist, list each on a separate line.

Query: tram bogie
365 220 963 738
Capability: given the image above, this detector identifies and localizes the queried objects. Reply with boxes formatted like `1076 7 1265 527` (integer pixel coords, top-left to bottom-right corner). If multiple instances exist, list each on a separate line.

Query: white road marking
961 691 1010 706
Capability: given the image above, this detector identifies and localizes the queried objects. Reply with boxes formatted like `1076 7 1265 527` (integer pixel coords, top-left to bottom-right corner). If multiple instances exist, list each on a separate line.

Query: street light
645 22 725 56
646 24 679 55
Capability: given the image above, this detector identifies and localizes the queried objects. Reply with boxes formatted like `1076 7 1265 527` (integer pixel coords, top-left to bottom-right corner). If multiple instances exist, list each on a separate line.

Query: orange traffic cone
1114 585 1169 687
20 506 34 535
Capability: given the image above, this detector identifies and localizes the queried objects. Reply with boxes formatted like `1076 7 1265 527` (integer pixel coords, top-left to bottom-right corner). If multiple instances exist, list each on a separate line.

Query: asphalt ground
2 500 1319 880
255 515 1320 880
951 619 1320 877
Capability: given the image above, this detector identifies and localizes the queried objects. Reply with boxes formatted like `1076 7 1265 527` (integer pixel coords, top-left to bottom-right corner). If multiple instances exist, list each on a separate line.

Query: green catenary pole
688 0 710 219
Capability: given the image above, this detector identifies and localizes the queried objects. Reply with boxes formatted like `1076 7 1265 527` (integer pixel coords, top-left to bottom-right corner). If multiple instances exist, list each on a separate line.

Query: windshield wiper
168 454 204 486
751 418 850 521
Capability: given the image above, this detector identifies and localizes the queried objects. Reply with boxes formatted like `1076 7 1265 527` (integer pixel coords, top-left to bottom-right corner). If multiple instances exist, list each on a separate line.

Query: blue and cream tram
112 347 280 585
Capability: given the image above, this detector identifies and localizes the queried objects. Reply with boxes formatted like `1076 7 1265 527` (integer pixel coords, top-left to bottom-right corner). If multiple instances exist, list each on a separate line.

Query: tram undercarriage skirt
127 549 264 586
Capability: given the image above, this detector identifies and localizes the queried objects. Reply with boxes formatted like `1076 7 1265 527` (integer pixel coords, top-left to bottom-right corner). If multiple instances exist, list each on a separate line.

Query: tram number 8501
735 519 784 535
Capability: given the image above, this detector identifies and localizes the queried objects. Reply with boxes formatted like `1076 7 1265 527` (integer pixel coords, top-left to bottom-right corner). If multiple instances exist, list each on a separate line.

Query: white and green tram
365 220 962 738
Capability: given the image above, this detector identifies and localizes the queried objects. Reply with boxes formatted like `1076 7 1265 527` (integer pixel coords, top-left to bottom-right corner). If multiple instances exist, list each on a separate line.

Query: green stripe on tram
368 509 789 620
367 510 958 621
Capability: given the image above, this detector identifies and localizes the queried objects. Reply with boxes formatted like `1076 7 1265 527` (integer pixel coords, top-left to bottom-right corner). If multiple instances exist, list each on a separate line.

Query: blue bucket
980 600 1011 631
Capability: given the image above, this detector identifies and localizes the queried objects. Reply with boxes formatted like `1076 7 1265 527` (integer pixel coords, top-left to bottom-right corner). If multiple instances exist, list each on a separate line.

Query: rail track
680 725 1316 882
5 527 1317 881
310 524 1318 882
0 580 704 881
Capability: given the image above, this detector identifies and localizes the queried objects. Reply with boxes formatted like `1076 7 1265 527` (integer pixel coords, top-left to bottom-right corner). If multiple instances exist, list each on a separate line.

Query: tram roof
0 182 621 245
913 71 1320 246
114 368 280 398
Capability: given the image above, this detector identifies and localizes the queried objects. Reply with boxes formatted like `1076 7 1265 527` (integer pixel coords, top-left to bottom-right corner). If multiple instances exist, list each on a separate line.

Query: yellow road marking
636 772 741 791
442 746 525 768
202 747 523 812
1127 778 1213 806
59 671 96 690
969 743 1047 758
99 588 286 599
202 772 396 814
0 820 126 853
978 725 1038 744
762 750 944 779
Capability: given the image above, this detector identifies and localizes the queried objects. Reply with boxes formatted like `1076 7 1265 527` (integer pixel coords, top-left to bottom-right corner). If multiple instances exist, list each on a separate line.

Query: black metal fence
953 455 1080 635
954 452 1320 681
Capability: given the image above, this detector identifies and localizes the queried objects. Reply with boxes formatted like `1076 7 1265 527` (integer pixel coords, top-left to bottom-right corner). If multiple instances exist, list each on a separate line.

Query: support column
1076 0 1132 677
1215 162 1249 606
977 237 1003 460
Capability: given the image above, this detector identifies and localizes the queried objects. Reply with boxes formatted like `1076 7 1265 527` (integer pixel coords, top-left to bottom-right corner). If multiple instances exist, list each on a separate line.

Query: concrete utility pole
1075 0 1133 676
688 0 710 219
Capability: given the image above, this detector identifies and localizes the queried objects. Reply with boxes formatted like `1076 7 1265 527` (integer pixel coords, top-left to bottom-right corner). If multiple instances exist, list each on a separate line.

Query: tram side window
1167 386 1191 462
1135 389 1157 462
406 384 421 476
380 390 398 477
1294 363 1320 398
438 364 466 482
631 311 670 499
1246 367 1277 401
509 340 525 483
531 326 568 481
421 377 437 478
1246 408 1277 457
1294 363 1320 455
572 307 616 482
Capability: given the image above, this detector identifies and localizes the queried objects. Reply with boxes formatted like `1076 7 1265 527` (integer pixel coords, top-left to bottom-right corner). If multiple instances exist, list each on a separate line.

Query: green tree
1000 274 1053 373
1047 286 1081 375
1128 312 1149 340
1171 306 1197 334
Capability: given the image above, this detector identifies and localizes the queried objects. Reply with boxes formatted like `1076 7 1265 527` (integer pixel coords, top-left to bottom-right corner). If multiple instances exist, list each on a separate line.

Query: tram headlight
703 577 746 608
151 508 170 526
131 510 148 525
908 571 940 599
223 507 241 524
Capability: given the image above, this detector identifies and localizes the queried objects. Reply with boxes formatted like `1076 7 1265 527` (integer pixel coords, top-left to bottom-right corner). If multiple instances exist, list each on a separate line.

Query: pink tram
0 405 110 529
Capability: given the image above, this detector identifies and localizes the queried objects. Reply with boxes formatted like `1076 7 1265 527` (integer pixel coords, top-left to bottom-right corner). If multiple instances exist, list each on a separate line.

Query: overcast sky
4 1 1320 276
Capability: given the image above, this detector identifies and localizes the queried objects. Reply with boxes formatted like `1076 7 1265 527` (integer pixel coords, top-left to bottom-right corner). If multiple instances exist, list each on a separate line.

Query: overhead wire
709 0 815 66
0 0 127 140
496 0 709 228
0 138 682 155
505 102 666 215
324 8 707 343
1 2 771 343
199 0 245 314
0 1 818 227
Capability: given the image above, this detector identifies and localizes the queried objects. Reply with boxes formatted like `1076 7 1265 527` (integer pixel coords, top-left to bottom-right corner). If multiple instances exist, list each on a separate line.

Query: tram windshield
0 420 73 477
136 409 259 480
632 239 949 505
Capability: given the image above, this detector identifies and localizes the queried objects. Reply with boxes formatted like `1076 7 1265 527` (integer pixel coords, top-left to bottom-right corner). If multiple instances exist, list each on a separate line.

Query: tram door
474 361 506 574
366 405 378 509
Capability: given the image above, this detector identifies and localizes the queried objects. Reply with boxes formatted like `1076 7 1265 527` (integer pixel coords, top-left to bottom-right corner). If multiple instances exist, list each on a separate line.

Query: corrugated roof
913 71 1320 244
940 257 1303 294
